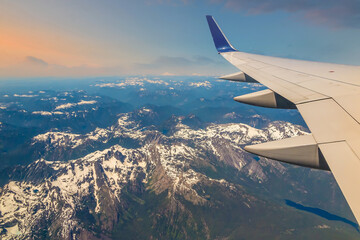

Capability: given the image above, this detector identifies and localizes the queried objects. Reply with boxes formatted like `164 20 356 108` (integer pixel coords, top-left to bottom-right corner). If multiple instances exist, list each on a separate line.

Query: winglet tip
206 15 237 53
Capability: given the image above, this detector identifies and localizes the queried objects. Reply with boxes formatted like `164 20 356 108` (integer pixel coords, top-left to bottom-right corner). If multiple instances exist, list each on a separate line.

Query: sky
1 0 360 77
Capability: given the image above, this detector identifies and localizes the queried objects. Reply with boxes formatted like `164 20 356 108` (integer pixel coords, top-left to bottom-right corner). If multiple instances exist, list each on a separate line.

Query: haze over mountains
0 76 358 239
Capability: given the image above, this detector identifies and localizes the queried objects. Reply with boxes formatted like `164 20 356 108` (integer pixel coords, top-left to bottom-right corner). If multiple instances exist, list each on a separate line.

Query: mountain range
0 77 358 239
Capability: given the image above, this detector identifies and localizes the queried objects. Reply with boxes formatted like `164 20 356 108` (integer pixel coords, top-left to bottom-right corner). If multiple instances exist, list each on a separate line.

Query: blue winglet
206 15 237 53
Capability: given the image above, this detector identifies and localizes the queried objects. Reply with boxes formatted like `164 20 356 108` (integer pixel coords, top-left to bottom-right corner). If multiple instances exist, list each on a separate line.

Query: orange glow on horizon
0 24 102 67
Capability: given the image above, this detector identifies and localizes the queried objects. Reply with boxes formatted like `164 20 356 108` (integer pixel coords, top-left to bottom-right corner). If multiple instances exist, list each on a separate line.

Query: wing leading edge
206 15 360 225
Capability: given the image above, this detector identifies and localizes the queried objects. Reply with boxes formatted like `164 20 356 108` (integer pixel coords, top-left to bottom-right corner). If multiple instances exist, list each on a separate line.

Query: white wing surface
206 15 360 224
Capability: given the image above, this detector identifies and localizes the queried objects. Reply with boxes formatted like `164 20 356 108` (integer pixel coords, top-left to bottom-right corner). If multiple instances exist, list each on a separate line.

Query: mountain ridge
0 107 357 239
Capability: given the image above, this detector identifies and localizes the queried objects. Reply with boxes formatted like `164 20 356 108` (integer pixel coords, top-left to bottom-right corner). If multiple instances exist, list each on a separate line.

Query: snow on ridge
86 127 110 142
223 112 240 119
13 94 38 98
55 103 76 110
171 120 306 146
140 107 151 113
31 113 147 148
265 121 308 140
78 100 97 105
189 81 211 88
172 122 264 144
94 77 169 88
47 145 142 196
32 111 64 116
32 111 52 116
32 132 84 148
55 100 97 110
30 112 306 158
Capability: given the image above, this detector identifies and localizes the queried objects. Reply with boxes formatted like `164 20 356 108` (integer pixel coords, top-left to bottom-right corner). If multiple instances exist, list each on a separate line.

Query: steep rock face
0 142 249 239
0 145 147 239
2 110 351 239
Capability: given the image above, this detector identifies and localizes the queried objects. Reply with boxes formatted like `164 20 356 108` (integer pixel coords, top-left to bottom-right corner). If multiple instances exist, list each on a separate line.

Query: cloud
156 0 360 28
221 0 360 28
25 56 48 66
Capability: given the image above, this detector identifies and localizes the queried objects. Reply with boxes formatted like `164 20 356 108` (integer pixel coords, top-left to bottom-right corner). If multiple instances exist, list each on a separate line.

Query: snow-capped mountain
0 78 357 239
1 107 350 240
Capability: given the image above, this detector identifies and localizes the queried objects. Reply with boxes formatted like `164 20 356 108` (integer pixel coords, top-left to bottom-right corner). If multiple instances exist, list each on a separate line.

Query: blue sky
1 0 360 77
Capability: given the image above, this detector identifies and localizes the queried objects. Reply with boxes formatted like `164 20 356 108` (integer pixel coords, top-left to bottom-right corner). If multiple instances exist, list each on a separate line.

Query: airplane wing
206 15 360 225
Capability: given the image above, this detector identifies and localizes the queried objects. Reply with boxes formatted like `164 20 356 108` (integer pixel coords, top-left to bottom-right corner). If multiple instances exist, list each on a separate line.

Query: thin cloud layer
162 0 360 28
221 0 360 28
